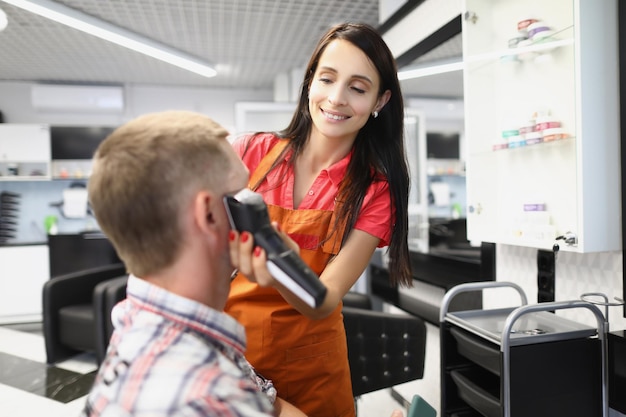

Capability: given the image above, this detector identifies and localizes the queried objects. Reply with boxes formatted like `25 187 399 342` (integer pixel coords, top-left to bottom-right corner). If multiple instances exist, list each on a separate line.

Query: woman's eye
319 77 332 84
351 87 366 94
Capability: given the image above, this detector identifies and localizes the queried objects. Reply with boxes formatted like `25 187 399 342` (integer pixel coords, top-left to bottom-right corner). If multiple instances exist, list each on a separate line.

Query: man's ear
194 191 215 235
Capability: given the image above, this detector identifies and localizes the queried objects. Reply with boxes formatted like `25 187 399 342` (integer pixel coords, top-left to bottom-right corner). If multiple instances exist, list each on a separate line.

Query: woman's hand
229 229 265 285
229 222 299 288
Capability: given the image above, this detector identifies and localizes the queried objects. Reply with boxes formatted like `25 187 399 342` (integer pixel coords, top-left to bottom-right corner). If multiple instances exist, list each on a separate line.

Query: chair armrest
343 306 427 397
42 263 126 363
94 275 128 364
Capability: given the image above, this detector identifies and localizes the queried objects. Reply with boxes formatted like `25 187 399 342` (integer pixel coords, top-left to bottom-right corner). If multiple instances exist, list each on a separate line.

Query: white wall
488 245 626 330
0 81 273 134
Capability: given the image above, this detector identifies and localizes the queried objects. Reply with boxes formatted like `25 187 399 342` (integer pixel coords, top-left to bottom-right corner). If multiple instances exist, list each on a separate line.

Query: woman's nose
328 86 347 106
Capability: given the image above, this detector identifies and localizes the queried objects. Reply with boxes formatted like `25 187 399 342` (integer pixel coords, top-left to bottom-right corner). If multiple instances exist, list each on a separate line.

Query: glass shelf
491 135 574 152
465 26 574 67
468 135 575 158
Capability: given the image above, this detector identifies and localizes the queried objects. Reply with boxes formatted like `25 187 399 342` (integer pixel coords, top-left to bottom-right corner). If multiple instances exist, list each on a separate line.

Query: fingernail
254 246 262 257
241 232 250 243
229 230 236 241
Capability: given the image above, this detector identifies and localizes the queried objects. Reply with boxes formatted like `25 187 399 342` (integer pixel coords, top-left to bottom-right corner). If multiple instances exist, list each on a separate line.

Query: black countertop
428 246 481 262
370 245 490 288
409 248 483 290
370 243 495 298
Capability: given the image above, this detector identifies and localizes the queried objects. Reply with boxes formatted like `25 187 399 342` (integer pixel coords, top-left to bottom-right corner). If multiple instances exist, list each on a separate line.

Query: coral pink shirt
233 133 392 247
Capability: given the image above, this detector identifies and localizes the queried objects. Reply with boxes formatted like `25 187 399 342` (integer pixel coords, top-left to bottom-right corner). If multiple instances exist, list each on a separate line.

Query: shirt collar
283 146 352 186
125 275 247 355
326 149 352 186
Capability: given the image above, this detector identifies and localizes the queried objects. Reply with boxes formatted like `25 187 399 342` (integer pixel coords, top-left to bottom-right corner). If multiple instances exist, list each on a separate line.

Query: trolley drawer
450 326 501 376
450 367 501 417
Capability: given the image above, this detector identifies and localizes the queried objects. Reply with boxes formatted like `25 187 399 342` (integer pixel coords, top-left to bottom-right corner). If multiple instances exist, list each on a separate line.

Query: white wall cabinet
463 0 620 253
0 245 50 323
0 124 51 180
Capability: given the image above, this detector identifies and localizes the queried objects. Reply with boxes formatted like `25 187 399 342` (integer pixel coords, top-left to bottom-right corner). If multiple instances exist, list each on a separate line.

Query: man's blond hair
88 111 231 276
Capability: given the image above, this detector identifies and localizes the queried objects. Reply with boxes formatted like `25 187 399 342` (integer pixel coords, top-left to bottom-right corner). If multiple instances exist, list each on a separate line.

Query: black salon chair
342 291 427 398
42 263 128 365
93 275 128 361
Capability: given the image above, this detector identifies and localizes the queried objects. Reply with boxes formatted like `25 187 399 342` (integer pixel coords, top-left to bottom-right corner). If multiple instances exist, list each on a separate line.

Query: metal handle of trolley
501 300 608 417
440 281 608 417
439 281 528 323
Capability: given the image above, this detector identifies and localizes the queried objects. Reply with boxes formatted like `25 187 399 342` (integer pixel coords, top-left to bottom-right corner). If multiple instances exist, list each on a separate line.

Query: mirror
397 30 469 255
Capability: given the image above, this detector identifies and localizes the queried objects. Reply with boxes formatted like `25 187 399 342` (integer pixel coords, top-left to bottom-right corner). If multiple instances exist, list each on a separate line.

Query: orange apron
225 140 355 417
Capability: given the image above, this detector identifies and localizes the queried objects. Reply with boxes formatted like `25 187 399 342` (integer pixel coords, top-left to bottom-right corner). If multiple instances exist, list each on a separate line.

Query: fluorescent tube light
0 7 7 31
398 59 463 80
1 0 217 78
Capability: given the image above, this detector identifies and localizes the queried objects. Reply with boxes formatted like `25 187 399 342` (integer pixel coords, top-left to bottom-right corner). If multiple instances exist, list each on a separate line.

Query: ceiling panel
0 0 462 97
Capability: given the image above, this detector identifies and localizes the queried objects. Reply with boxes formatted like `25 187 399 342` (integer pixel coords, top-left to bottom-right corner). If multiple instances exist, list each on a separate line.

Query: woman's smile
320 108 350 121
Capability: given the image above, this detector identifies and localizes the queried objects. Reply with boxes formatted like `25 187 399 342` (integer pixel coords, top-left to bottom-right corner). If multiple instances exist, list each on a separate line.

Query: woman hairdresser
226 22 412 417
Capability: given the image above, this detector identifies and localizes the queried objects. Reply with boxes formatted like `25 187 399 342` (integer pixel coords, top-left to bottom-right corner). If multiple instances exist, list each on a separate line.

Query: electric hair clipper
223 189 327 308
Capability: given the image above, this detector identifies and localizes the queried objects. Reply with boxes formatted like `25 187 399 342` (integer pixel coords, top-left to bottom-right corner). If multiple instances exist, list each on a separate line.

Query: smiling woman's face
308 39 386 143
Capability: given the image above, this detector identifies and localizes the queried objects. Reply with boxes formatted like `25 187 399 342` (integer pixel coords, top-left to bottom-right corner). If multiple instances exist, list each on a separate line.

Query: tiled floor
0 321 440 417
0 325 98 417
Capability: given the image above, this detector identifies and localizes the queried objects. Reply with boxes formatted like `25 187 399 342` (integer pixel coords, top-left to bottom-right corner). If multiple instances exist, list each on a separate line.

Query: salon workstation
0 0 625 416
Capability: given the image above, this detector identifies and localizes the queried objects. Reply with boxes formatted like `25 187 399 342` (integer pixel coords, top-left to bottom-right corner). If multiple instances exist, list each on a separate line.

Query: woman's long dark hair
265 23 411 287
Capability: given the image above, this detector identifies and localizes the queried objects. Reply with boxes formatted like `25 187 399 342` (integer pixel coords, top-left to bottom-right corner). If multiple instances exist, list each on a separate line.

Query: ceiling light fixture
397 59 463 80
1 0 217 78
0 7 8 31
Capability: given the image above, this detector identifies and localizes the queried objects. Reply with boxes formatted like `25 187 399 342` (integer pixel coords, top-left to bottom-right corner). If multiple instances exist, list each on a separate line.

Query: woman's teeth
323 110 347 121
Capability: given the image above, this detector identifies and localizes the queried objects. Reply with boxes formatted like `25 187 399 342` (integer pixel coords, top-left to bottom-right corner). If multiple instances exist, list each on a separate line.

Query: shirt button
308 190 314 195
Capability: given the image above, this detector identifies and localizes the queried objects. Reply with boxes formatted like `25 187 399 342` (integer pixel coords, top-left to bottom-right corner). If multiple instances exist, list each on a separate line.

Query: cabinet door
0 245 50 322
0 124 51 161
463 0 620 252
0 124 51 179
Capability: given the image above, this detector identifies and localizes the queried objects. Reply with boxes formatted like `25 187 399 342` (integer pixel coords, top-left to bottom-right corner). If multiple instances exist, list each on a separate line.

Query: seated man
80 110 304 417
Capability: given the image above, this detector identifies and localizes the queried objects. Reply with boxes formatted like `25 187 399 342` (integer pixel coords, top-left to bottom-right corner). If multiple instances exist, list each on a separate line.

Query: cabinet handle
552 231 578 252
464 11 478 24
468 203 482 215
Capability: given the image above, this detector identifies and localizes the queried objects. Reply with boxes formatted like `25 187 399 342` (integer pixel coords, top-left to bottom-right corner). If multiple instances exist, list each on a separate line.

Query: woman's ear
375 90 391 113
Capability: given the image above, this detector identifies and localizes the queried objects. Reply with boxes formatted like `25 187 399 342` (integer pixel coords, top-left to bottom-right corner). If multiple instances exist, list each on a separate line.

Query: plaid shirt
81 276 276 417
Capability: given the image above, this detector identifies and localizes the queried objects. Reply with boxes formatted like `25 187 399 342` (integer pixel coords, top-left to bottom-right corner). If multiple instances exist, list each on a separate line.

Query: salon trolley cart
440 281 608 417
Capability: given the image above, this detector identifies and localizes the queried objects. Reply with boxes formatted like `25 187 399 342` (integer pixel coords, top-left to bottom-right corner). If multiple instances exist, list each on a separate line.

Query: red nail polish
241 232 250 243
229 230 236 241
254 246 262 257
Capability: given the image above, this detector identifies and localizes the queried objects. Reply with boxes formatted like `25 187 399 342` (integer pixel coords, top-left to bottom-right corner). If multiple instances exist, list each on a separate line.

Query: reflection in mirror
404 98 468 256
396 27 467 256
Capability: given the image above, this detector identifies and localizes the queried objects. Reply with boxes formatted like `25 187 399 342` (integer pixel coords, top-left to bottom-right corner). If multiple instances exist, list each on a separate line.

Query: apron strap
248 139 290 190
